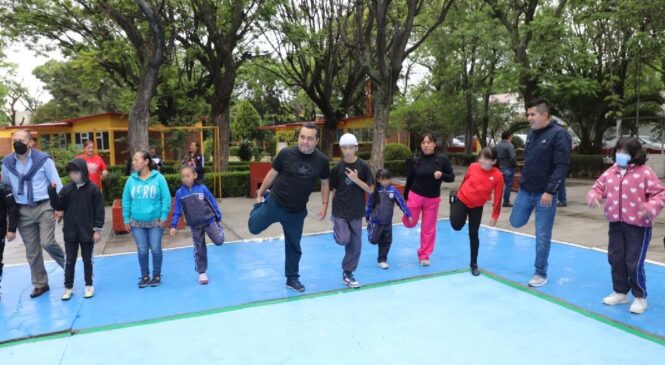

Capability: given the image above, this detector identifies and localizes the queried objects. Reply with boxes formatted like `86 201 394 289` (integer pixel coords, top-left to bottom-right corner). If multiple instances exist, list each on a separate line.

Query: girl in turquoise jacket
122 151 172 288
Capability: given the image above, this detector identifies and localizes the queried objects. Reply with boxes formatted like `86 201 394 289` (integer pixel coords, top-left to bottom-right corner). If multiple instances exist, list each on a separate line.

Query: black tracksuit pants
450 199 484 267
608 222 651 298
64 241 94 288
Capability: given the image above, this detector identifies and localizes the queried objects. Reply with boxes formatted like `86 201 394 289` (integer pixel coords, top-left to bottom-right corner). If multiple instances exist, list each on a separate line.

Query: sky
5 42 62 103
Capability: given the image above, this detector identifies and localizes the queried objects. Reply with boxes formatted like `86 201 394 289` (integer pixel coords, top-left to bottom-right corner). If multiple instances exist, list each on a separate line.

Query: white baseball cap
339 133 359 146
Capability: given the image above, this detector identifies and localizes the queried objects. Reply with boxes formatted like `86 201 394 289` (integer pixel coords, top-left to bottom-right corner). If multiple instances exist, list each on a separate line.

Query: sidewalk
3 168 664 266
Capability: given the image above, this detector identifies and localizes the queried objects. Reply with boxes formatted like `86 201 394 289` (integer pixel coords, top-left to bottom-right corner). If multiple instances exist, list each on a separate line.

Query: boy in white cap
326 133 373 288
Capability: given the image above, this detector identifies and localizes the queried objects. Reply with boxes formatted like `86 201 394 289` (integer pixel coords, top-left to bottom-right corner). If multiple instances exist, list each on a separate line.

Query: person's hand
50 182 57 190
160 220 168 228
408 216 415 225
345 168 361 184
55 210 63 223
256 192 264 205
588 196 601 209
637 204 651 219
124 224 132 232
540 193 553 207
101 170 109 179
318 205 328 220
169 228 177 237
93 231 101 243
434 170 443 179
489 218 497 227
6 231 16 241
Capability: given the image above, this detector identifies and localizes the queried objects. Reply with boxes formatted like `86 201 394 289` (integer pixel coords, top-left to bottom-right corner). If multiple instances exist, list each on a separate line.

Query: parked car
603 135 664 151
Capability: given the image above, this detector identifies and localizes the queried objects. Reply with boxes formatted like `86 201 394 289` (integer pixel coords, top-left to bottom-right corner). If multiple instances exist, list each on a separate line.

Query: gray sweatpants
18 201 65 288
191 221 225 273
333 217 362 273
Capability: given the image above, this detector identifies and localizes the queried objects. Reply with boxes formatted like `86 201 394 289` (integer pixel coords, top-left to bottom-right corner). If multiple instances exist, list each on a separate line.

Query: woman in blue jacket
122 151 172 288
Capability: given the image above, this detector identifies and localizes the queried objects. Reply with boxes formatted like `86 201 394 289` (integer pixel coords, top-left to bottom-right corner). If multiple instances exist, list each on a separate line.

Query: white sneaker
629 298 648 314
528 275 548 287
602 292 628 306
61 288 73 301
378 262 389 269
199 273 209 285
419 259 431 267
84 286 95 299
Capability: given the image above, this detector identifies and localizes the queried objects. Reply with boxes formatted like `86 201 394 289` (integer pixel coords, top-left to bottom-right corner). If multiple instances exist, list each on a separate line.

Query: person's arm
318 179 330 220
257 169 279 202
92 187 105 231
394 189 412 218
509 145 517 168
159 175 172 223
639 168 665 219
100 158 109 179
491 171 505 222
122 180 132 225
586 170 609 207
545 132 572 195
47 183 65 211
44 159 63 192
1 184 18 235
438 154 455 182
365 193 373 221
204 186 223 222
170 190 183 228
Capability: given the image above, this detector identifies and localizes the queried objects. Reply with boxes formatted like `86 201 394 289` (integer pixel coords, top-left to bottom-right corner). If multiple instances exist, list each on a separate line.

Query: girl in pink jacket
587 137 665 314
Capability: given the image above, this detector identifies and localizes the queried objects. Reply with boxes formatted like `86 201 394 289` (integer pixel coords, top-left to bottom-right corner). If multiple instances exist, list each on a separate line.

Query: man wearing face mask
509 99 571 288
2 130 65 298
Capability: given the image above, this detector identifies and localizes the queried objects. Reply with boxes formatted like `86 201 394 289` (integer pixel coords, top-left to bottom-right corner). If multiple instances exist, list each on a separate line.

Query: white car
604 135 663 150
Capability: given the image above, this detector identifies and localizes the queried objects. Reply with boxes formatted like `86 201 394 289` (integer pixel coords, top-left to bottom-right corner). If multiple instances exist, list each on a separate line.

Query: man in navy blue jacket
510 98 571 288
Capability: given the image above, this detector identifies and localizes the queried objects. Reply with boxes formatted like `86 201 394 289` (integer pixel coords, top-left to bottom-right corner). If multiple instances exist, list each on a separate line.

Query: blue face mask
615 152 631 167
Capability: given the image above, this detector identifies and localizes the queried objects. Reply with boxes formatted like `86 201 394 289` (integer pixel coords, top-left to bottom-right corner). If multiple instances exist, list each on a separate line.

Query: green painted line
0 268 469 349
481 270 665 347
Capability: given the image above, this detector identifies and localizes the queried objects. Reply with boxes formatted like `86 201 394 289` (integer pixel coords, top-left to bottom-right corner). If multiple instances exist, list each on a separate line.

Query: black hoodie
48 158 105 243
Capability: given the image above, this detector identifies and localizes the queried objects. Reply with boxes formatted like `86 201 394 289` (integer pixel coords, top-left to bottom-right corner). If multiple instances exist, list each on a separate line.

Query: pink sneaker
198 273 209 285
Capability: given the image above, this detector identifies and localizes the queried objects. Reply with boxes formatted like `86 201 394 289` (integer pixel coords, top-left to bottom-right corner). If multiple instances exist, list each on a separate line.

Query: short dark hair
479 146 498 162
301 122 320 139
83 140 95 148
526 98 551 116
614 137 647 166
501 131 512 140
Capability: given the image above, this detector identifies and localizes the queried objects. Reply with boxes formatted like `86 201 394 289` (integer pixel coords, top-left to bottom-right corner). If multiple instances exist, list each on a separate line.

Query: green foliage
101 171 251 204
237 140 255 162
357 151 371 160
231 100 261 141
229 146 240 157
383 144 412 161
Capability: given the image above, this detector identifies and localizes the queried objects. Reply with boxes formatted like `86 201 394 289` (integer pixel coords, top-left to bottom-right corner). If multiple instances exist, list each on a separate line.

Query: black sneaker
138 276 150 288
342 272 361 288
286 278 305 292
502 202 513 207
557 202 567 207
471 265 480 276
149 276 161 287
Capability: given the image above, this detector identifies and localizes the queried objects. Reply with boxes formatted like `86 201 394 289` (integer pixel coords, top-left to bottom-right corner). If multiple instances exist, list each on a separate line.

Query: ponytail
371 169 392 210
138 150 157 171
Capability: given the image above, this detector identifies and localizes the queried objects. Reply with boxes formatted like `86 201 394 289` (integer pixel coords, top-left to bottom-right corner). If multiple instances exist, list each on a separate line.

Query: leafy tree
231 99 261 141
351 0 455 170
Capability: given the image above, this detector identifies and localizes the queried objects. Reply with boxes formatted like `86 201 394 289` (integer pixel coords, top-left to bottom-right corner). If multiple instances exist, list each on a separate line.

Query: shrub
383 160 408 176
383 143 412 161
357 151 371 160
229 146 240 157
238 140 254 161
446 153 477 166
569 154 608 178
102 170 250 204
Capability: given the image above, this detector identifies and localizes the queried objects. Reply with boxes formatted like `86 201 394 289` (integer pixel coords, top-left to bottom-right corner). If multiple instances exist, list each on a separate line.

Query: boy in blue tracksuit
169 166 224 284
366 169 413 269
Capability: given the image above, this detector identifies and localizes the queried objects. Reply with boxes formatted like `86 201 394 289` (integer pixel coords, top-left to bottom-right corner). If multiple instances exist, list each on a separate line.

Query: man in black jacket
509 98 571 288
48 158 105 300
0 182 18 288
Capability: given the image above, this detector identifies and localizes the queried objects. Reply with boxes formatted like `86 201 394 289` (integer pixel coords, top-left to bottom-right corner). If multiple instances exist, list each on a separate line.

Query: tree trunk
369 89 392 171
321 115 339 158
464 90 475 154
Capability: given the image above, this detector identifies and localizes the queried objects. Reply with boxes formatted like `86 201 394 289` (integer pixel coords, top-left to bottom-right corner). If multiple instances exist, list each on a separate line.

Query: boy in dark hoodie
0 181 18 291
48 158 105 301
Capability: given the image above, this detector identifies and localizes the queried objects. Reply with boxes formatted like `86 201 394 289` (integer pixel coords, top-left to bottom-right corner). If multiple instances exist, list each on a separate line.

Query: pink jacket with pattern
587 164 665 227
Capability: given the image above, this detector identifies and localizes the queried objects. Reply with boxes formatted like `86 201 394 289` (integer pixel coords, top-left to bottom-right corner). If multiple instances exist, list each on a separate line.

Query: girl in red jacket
450 147 505 276
587 137 665 314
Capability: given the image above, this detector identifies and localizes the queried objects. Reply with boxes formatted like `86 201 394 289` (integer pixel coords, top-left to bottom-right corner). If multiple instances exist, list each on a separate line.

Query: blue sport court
1 219 664 364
